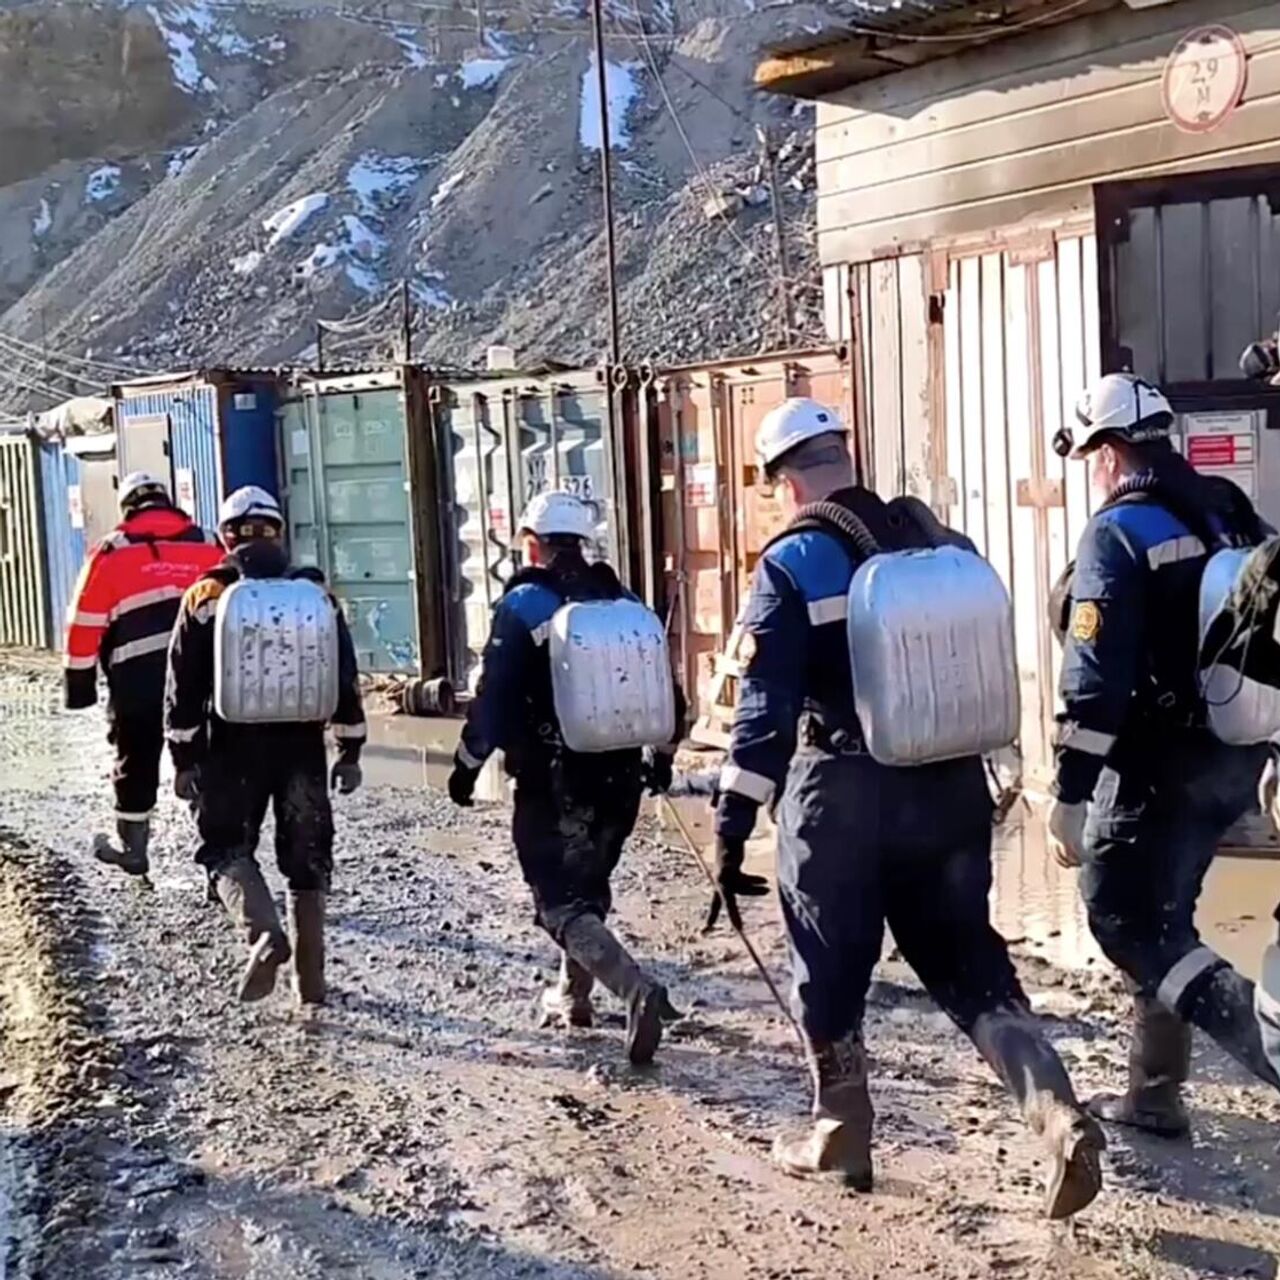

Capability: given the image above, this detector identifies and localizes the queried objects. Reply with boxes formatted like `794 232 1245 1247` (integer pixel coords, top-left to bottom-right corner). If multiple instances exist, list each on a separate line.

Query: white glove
1048 799 1087 870
1259 756 1280 829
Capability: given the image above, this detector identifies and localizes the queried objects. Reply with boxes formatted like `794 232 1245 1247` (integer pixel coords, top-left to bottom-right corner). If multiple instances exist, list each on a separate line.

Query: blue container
113 371 280 533
37 439 86 652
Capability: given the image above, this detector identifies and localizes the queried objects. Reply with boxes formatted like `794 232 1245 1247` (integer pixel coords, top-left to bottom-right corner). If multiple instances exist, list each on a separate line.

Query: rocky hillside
0 0 827 411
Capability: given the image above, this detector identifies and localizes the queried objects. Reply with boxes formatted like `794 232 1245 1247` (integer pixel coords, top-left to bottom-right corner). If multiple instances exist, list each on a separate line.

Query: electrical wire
0 327 151 380
0 335 110 395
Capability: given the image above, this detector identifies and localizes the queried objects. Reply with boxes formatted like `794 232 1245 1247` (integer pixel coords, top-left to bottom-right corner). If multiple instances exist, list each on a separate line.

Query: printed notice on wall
67 485 84 530
686 463 716 507
175 468 197 517
291 429 309 458
1182 410 1257 497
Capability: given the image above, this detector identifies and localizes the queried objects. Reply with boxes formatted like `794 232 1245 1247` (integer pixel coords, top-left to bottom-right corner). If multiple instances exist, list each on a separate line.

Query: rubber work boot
972 1010 1105 1220
772 1034 874 1191
561 914 665 1065
92 818 150 877
214 858 291 1003
540 951 595 1029
287 890 327 1007
1089 994 1191 1137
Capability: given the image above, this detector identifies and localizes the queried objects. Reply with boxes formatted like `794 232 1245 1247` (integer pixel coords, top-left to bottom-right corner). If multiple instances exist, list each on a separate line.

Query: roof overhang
755 0 1133 98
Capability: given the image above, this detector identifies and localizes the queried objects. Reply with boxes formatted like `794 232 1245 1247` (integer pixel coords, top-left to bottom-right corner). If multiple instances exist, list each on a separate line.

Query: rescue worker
64 470 222 876
1049 372 1280 1135
445 491 679 1065
165 486 366 1006
713 398 1104 1218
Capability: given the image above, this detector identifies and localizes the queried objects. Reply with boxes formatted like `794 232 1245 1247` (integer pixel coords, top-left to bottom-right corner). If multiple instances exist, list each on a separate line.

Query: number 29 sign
1162 25 1248 136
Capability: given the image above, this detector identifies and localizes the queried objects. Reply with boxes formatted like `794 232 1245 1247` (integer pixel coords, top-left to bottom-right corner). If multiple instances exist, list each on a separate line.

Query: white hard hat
118 470 170 513
517 490 595 540
755 398 847 469
1064 373 1174 459
218 485 282 526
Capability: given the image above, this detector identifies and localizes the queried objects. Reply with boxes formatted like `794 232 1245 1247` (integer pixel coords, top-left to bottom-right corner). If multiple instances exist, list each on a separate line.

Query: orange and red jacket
64 506 223 715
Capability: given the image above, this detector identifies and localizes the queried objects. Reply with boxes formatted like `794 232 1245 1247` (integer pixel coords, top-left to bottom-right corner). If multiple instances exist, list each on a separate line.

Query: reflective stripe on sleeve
1057 723 1117 757
110 584 186 620
1157 946 1223 1013
167 725 201 743
1147 535 1205 570
332 722 368 740
720 763 774 805
806 596 846 627
457 742 484 770
64 655 98 671
115 809 153 822
108 633 173 666
67 610 108 628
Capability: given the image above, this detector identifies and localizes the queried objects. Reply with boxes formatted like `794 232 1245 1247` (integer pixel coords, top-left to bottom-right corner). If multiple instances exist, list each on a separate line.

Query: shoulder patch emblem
1071 601 1101 644
182 578 225 612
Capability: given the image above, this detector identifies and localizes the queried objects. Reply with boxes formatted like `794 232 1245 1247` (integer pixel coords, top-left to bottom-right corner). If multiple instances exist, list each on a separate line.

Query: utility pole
475 0 485 43
758 125 794 349
590 0 622 370
315 322 325 374
400 279 412 363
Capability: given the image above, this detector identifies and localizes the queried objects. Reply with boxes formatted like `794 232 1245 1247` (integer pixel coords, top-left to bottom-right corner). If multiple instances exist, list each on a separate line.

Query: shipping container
37 438 87 652
278 368 445 678
653 350 855 742
113 370 280 533
63 433 118 549
0 431 50 650
428 367 641 692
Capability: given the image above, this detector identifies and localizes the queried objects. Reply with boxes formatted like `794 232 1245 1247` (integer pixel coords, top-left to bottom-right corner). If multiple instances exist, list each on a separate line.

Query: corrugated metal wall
0 433 50 650
116 384 221 532
38 441 85 652
940 233 1101 784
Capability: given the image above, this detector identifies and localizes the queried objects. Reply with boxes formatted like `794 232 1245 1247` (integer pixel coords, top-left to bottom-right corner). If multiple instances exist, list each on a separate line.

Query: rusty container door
656 350 853 740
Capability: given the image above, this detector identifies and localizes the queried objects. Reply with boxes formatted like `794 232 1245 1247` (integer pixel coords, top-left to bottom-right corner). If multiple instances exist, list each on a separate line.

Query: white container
848 546 1019 766
214 578 340 724
549 598 676 753
1199 547 1280 745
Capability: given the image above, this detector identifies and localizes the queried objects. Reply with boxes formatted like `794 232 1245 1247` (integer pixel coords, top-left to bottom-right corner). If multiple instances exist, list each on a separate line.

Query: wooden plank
1160 202 1210 384
1037 256 1069 720
1057 237 1091 554
943 259 965 530
1209 196 1262 381
1002 260 1049 780
897 254 932 501
981 253 1012 593
959 255 987 553
814 0 1280 159
870 258 903 497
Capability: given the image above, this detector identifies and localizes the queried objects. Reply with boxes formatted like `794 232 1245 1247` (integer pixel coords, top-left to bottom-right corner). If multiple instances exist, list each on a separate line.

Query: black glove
703 835 770 933
330 759 362 795
448 758 479 807
174 768 201 802
642 749 674 796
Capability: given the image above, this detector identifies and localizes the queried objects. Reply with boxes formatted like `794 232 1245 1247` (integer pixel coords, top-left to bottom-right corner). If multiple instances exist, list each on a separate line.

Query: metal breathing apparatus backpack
214 576 341 724
789 495 1019 767
546 572 677 755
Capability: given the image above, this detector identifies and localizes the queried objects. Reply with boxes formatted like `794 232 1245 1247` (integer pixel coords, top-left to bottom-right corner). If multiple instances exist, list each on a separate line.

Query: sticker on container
175 468 196 517
1182 410 1258 496
686 463 716 507
291 429 309 457
67 485 84 530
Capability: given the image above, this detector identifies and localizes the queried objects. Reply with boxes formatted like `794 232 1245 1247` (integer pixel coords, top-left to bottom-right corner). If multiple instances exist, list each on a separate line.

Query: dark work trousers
195 724 334 892
106 702 166 822
1080 731 1279 1087
776 747 1024 1043
512 757 643 943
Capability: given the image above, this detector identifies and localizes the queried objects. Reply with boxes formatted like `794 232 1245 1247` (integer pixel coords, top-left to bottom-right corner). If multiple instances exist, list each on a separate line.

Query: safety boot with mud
1089 996 1191 1138
288 889 327 1008
562 914 665 1065
540 952 595 1029
972 1010 1105 1219
772 1034 874 1192
92 818 151 877
214 857 291 1003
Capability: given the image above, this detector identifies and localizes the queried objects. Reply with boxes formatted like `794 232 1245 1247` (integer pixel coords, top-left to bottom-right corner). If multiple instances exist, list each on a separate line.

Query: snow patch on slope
264 193 329 247
459 57 509 89
32 199 52 239
85 166 121 203
579 57 642 151
346 153 423 218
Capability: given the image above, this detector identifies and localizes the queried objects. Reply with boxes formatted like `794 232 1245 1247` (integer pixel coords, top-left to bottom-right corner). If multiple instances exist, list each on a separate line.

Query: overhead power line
0 326 152 381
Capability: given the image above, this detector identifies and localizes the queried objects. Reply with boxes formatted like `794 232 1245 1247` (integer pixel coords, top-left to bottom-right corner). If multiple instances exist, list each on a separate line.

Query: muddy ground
1 654 1279 1279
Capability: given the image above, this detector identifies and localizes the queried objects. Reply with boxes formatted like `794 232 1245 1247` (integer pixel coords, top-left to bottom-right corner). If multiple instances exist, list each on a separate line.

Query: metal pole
590 0 622 369
401 279 412 363
316 322 325 374
758 125 794 349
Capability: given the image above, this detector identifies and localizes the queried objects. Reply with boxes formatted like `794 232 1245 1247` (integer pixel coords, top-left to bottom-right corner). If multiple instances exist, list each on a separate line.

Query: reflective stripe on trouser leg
1156 946 1224 1014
